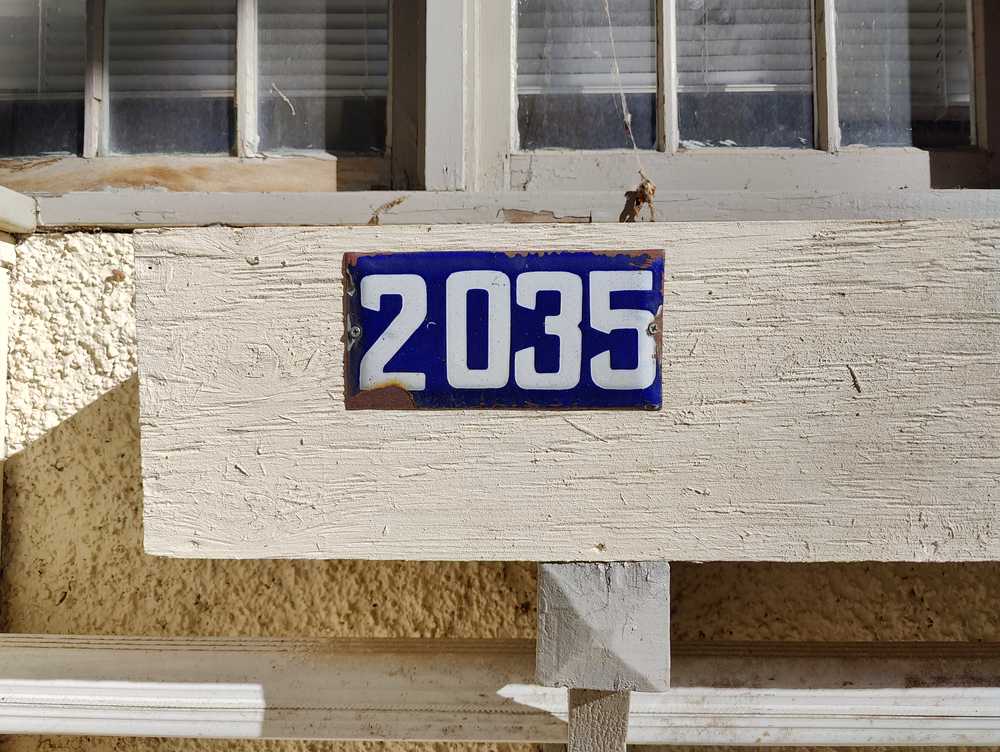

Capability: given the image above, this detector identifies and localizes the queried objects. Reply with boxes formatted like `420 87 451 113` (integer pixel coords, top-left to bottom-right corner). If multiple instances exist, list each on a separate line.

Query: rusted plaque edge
342 249 664 410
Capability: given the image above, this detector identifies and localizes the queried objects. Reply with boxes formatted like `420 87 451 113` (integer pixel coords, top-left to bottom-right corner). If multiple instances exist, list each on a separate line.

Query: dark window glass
0 0 85 156
517 0 657 150
837 0 971 148
258 0 388 154
108 0 237 154
677 0 814 148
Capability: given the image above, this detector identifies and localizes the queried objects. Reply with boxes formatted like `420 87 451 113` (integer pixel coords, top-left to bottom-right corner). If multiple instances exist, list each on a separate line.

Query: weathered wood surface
4 636 1000 741
36 189 1000 230
136 222 1000 560
537 562 670 691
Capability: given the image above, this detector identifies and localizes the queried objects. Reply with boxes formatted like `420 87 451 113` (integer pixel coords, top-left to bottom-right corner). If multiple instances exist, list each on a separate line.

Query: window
259 0 389 154
108 0 238 154
837 0 972 148
510 0 980 155
677 0 814 148
0 0 86 157
0 0 392 158
516 0 657 149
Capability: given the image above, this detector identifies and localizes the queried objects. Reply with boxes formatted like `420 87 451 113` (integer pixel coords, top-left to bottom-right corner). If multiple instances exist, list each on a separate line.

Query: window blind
516 0 657 95
259 0 389 100
837 0 970 123
676 0 814 94
0 0 85 98
107 0 237 97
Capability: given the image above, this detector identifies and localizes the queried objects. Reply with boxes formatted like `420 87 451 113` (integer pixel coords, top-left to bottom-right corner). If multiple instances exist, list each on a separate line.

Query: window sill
0 185 36 234
27 188 1000 230
0 154 389 195
510 148 994 192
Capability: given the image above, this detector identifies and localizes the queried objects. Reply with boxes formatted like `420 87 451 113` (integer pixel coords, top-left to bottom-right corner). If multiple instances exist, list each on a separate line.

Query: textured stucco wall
3 232 1000 752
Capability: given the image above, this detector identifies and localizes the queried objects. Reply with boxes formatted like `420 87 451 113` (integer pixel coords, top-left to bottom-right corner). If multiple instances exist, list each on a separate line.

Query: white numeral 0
358 274 427 391
589 271 656 390
514 271 582 390
446 270 511 389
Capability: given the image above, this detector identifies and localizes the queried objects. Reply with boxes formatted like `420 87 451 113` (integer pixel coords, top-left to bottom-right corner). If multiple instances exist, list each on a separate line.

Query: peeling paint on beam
36 190 1000 229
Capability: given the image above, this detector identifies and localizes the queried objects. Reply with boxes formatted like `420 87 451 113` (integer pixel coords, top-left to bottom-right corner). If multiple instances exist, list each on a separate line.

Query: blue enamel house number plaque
343 250 664 410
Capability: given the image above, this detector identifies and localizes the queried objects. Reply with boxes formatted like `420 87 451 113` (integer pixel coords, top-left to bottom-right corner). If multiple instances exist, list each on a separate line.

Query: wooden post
537 561 670 752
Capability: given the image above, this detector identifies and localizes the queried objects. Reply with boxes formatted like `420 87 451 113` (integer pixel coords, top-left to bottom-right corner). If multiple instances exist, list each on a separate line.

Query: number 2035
357 270 659 392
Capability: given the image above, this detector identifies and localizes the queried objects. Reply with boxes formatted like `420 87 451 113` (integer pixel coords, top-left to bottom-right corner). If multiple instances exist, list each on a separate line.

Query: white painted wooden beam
33 189 1000 229
136 222 1000 561
0 186 36 234
2 636 1000 743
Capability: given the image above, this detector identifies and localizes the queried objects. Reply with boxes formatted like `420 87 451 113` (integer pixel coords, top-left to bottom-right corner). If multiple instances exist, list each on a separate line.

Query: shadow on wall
6 379 1000 752
0 376 538 639
4 375 1000 644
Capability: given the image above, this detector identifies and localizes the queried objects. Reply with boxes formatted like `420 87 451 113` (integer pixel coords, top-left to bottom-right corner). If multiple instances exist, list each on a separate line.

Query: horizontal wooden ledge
3 635 1000 743
0 185 36 234
33 189 1000 229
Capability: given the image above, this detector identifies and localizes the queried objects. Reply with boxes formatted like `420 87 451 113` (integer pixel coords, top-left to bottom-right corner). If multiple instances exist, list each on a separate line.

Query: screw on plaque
347 324 363 348
647 321 658 336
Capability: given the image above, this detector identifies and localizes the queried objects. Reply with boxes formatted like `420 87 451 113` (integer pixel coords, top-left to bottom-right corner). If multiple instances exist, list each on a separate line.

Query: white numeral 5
359 274 427 391
589 270 656 390
514 271 582 390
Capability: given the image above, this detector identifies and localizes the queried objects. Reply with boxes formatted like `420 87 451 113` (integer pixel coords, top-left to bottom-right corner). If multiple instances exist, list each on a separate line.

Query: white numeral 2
359 274 427 391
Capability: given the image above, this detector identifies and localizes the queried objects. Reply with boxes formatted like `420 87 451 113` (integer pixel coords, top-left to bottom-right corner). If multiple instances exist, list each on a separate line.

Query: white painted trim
658 0 679 154
33 189 1000 229
236 0 260 157
467 0 514 191
0 259 8 562
2 636 1000 742
0 233 16 268
83 0 108 158
509 147 936 192
0 187 36 234
424 0 468 190
815 0 840 153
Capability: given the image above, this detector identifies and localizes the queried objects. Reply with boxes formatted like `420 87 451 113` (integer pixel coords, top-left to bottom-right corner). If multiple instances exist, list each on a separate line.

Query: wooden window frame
437 0 995 192
0 0 422 193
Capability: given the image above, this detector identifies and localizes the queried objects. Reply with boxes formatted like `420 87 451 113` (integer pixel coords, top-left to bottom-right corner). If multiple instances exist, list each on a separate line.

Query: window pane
837 0 971 147
0 0 85 156
516 0 657 150
259 0 388 154
677 0 814 148
108 0 236 154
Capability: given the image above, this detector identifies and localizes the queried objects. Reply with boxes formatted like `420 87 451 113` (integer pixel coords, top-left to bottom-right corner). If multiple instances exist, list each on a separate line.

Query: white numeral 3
514 271 582 389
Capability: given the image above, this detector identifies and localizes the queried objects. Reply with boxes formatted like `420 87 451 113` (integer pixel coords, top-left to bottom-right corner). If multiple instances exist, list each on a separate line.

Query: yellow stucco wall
3 232 1000 752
